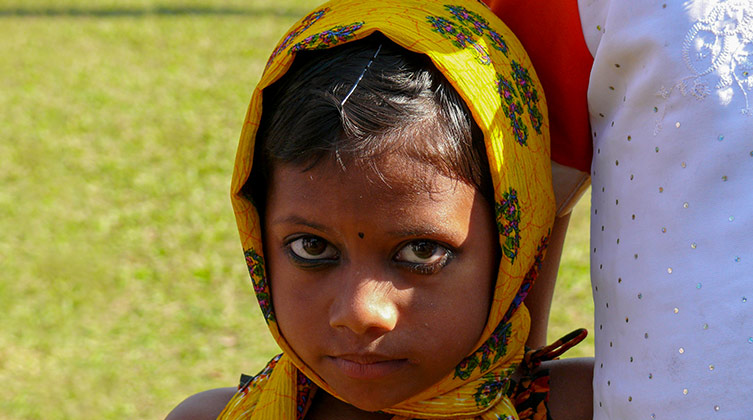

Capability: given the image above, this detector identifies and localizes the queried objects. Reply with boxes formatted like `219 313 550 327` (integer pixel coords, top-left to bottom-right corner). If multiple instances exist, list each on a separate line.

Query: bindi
358 232 365 239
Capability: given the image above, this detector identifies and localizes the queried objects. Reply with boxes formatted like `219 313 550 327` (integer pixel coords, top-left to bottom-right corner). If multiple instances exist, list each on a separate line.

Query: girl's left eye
394 240 453 274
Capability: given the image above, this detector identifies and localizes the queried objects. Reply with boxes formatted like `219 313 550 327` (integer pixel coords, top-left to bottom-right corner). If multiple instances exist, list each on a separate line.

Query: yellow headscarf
221 0 554 418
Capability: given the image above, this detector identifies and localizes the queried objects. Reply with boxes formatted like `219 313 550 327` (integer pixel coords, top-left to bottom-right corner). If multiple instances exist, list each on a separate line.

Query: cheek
448 260 496 348
451 257 495 318
410 287 490 384
417 265 494 357
449 286 491 343
272 283 327 364
267 252 321 347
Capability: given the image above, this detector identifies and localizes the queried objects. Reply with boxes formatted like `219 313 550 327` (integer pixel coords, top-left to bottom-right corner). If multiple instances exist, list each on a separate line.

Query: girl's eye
394 240 453 274
288 236 338 262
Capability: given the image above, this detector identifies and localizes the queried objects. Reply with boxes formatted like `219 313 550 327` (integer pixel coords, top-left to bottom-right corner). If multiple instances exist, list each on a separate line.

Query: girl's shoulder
165 387 237 420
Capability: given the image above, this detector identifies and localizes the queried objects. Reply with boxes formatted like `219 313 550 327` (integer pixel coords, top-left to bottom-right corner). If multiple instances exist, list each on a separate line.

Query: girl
167 1 591 418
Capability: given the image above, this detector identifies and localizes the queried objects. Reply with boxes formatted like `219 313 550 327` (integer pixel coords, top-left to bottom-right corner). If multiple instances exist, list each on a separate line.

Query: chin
338 388 403 413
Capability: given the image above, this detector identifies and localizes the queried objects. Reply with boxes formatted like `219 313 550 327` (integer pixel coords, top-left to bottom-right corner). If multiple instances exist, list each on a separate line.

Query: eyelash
283 235 454 275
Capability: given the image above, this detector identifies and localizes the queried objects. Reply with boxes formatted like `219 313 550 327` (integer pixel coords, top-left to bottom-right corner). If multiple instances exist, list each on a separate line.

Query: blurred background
0 1 593 418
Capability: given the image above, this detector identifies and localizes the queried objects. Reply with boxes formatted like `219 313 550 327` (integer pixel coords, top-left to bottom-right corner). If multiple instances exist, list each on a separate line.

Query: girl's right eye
287 236 339 263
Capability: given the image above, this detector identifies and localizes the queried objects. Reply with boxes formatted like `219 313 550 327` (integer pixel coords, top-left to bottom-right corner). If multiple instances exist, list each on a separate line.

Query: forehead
263 155 484 234
270 155 472 201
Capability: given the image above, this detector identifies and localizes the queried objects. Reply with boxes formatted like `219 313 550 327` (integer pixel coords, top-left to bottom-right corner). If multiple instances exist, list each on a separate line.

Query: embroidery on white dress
680 0 753 113
654 0 753 134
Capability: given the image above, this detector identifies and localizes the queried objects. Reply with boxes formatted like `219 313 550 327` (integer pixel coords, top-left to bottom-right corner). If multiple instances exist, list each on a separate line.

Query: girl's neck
306 389 393 420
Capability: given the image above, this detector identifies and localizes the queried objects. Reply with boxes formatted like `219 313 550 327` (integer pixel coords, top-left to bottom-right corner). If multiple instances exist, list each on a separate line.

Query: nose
329 275 398 336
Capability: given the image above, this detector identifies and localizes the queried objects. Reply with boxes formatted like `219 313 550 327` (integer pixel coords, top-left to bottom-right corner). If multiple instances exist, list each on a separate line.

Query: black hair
245 33 493 209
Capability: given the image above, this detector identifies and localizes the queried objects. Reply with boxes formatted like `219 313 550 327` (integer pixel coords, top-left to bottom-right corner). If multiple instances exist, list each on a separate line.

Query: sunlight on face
263 156 497 411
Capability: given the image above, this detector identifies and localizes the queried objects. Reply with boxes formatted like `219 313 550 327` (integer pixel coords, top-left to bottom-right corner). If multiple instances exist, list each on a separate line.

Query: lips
329 354 410 380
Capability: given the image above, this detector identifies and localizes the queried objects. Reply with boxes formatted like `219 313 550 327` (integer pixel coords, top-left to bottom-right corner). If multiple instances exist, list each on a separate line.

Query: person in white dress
581 1 753 418
487 0 752 418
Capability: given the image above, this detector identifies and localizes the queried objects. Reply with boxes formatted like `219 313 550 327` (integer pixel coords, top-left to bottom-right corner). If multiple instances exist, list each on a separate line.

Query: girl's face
263 155 497 411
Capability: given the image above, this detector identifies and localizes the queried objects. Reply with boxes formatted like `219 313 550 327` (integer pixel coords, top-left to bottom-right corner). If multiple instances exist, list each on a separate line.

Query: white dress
579 0 753 418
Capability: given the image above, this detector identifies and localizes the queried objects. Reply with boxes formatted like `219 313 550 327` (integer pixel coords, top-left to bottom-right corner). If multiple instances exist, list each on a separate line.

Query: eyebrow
268 215 332 234
386 226 441 238
387 224 466 246
269 216 459 242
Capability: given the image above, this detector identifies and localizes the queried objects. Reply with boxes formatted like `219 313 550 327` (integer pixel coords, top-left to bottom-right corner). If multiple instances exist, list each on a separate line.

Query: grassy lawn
0 1 593 418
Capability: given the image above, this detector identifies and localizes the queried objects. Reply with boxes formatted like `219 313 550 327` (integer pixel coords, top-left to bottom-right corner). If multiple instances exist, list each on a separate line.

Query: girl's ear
551 160 591 217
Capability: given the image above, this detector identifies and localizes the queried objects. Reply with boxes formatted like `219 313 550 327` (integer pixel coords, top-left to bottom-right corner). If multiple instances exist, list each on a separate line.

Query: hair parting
246 33 493 210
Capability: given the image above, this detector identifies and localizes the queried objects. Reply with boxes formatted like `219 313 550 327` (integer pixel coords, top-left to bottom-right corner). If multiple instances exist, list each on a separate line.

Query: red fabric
486 0 593 173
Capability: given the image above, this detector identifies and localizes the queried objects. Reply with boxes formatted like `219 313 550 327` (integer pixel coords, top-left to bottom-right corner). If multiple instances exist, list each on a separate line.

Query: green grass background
0 1 593 418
